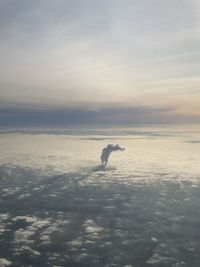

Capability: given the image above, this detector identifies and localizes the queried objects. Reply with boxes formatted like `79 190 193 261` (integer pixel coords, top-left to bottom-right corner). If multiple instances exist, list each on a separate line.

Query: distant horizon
0 122 199 134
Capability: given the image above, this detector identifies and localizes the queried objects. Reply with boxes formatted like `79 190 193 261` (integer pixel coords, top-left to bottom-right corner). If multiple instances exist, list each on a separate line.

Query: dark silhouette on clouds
100 144 125 167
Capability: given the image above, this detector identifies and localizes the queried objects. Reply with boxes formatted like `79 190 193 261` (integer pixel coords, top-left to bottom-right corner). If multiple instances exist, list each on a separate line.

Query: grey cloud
0 0 111 41
0 104 195 127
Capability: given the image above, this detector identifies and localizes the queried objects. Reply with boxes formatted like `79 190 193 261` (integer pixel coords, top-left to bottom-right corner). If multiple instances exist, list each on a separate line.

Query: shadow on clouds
0 165 200 266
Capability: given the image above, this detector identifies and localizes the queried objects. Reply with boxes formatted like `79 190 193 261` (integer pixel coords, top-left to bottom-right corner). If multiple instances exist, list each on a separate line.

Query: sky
0 0 200 125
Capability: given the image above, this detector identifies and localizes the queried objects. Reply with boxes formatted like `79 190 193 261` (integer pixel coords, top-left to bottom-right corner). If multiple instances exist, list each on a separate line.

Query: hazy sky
0 0 200 125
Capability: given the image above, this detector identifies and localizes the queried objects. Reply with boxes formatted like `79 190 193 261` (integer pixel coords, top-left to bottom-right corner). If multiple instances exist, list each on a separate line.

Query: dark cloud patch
185 140 200 144
0 106 97 126
0 104 186 127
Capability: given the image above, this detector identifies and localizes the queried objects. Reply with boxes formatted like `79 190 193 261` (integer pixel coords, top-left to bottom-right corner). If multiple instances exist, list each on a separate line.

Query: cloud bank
0 104 199 126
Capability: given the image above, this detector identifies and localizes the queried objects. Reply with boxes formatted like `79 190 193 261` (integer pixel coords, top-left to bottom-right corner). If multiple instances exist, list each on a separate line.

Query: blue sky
0 0 200 125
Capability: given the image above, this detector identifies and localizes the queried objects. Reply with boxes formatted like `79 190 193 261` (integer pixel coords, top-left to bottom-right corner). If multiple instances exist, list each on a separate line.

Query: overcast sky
0 0 200 125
